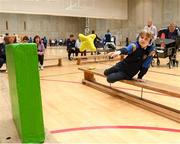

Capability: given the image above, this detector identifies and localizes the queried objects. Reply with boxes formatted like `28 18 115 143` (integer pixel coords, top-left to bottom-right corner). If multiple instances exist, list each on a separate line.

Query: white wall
0 13 85 39
0 0 180 44
89 0 180 45
0 0 128 20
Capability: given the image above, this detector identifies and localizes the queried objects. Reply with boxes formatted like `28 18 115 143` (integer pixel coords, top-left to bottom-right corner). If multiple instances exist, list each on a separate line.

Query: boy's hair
139 30 153 40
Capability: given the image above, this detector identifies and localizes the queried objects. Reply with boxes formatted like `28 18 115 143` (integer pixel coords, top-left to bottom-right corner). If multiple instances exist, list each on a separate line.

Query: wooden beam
79 68 180 98
74 54 120 65
82 79 180 123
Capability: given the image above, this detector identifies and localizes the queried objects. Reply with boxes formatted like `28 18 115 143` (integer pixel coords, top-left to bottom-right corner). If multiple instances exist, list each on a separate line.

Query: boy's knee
106 76 115 83
106 77 112 83
104 69 108 76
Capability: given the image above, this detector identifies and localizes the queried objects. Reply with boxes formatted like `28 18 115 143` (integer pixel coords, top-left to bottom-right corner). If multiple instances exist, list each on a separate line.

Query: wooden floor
0 46 180 143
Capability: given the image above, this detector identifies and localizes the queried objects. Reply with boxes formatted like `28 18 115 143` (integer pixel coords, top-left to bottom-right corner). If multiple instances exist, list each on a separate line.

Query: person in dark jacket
0 35 16 70
104 29 116 51
0 35 5 69
91 30 101 55
104 30 155 83
66 34 78 60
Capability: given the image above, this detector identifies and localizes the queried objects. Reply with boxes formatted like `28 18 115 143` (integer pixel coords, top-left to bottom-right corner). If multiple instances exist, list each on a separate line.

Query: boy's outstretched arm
108 43 136 58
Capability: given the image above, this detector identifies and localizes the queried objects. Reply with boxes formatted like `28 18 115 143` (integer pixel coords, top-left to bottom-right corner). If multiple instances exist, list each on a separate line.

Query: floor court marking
41 78 81 84
50 125 180 134
40 71 81 78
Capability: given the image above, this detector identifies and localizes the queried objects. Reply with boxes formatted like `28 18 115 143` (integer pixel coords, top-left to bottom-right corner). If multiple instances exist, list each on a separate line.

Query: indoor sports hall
0 0 180 143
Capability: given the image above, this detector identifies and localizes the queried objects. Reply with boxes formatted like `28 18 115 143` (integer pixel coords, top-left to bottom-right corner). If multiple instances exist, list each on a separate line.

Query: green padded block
6 43 45 143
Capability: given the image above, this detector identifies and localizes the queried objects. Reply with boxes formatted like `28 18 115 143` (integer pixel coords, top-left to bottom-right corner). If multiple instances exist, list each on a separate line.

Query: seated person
158 22 180 44
104 29 116 51
104 30 155 83
157 22 180 65
66 34 78 60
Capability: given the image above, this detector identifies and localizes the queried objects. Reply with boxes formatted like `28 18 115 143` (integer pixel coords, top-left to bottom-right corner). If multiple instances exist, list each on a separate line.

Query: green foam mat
6 43 45 143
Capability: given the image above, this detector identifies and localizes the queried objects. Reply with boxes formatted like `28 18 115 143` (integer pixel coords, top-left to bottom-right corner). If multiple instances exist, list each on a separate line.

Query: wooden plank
82 79 180 123
74 55 109 65
74 54 124 60
74 54 110 60
78 67 180 98
74 55 122 65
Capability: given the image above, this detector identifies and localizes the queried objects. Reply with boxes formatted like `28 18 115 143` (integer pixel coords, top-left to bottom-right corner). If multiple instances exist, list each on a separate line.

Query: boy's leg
106 71 130 83
104 64 120 76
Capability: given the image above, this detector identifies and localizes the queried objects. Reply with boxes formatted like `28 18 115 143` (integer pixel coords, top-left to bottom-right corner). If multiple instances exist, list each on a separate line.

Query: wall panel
0 0 127 20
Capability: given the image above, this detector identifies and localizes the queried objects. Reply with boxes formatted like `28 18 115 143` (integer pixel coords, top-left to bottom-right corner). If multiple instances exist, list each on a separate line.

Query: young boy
104 30 155 83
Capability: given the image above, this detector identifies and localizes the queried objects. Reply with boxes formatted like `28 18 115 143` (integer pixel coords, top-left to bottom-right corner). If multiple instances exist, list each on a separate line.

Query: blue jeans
104 63 131 83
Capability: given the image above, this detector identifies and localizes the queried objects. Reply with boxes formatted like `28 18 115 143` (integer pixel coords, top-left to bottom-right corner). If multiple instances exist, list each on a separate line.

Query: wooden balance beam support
44 58 62 67
78 67 180 123
74 54 124 65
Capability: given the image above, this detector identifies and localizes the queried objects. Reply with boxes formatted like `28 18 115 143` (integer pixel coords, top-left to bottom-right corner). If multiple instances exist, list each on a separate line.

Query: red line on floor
40 71 81 78
41 78 81 84
50 125 180 134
